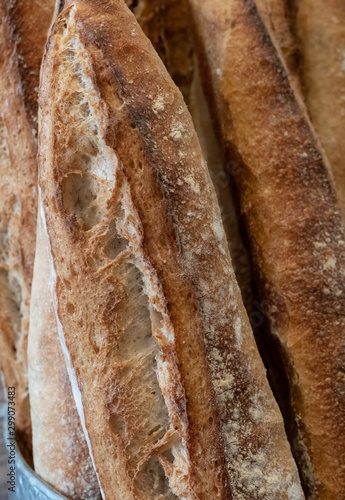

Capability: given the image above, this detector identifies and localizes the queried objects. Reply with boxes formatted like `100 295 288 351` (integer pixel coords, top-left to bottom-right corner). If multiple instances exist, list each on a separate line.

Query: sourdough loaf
28 206 101 499
0 0 55 459
38 1 303 498
187 0 345 497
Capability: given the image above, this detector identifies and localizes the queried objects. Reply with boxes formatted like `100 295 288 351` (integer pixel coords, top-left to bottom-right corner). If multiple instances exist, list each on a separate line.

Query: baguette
38 1 303 498
28 206 101 499
0 0 55 459
295 0 345 216
129 0 254 311
187 0 345 497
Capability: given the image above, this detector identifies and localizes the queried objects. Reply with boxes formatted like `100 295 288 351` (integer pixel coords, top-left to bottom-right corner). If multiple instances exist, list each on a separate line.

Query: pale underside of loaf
187 0 345 497
296 0 345 218
38 1 302 499
28 206 101 500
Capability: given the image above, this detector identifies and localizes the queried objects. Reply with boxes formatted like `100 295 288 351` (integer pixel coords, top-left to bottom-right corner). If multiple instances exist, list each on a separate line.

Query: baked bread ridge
187 0 345 497
125 0 194 106
188 59 254 313
0 0 55 458
28 205 101 499
129 0 254 323
257 0 300 81
38 1 302 498
295 0 345 217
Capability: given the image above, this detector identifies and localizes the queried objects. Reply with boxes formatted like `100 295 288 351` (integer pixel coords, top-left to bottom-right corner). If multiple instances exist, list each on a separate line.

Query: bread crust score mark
187 0 345 497
39 1 303 499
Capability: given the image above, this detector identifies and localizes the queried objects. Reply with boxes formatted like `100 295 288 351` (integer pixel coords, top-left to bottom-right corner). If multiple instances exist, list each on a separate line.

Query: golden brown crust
126 0 194 105
188 0 345 497
188 61 254 312
258 0 301 81
0 0 55 131
0 0 54 458
38 1 302 498
296 0 345 217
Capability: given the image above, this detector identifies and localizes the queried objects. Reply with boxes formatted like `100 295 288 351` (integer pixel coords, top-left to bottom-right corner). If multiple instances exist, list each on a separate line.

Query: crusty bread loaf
0 0 55 460
295 0 345 217
28 206 101 499
187 0 345 497
38 1 303 498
